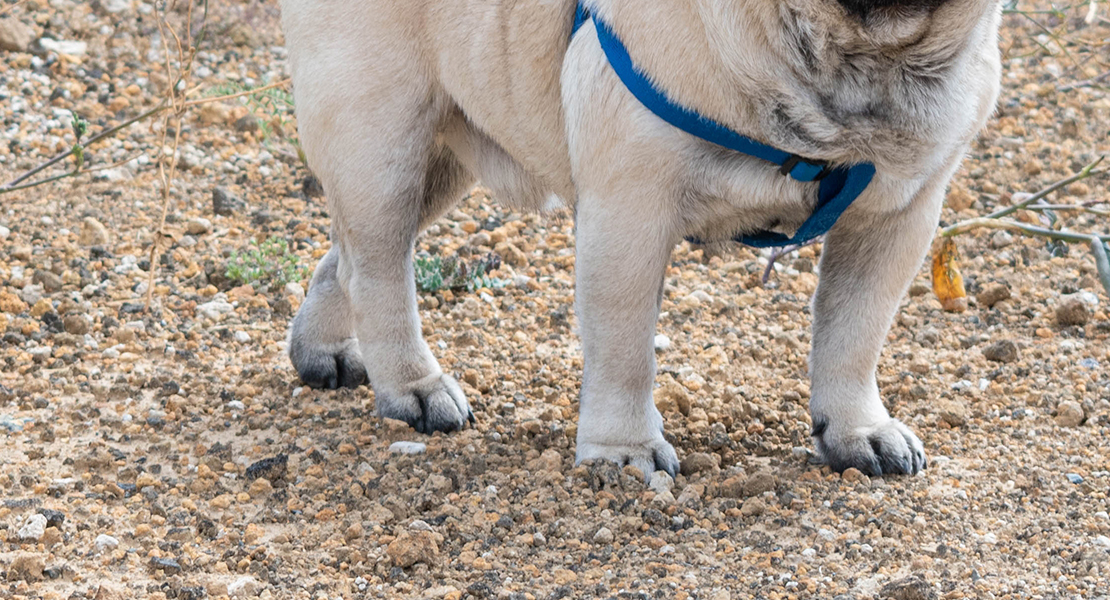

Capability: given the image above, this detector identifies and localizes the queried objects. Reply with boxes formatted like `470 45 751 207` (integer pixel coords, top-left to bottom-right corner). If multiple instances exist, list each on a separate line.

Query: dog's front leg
809 176 948 476
573 191 680 479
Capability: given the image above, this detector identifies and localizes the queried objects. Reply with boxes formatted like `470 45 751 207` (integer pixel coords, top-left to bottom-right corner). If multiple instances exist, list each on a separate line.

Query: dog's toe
576 437 679 482
290 338 368 390
377 373 471 434
814 418 926 476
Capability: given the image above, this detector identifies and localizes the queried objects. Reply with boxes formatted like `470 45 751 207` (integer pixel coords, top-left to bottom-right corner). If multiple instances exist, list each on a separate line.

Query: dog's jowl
279 0 1002 478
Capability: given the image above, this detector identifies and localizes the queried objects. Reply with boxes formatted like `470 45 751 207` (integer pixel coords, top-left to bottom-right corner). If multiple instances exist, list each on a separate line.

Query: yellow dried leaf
931 237 967 312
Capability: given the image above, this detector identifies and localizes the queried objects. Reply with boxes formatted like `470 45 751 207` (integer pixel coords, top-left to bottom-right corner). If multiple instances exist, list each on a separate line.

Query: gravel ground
2 1 1110 599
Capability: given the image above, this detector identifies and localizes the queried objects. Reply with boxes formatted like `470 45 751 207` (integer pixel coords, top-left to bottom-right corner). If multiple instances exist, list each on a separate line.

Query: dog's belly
425 0 576 200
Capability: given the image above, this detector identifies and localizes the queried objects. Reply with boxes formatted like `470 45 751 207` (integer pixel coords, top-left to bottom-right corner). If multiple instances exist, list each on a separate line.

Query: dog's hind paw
290 338 369 390
376 373 473 434
575 437 679 482
813 417 926 476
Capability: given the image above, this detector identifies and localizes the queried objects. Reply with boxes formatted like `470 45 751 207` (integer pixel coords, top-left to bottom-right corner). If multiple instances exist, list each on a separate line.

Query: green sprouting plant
414 252 504 294
70 114 88 169
226 237 308 289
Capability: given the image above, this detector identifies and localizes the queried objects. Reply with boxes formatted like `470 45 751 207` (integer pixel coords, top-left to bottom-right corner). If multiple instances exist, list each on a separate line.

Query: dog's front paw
812 417 926 476
376 373 473 434
576 437 679 481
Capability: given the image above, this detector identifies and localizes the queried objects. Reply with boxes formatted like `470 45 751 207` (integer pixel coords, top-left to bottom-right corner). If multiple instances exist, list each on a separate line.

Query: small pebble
982 340 1019 363
1055 298 1090 327
990 230 1013 248
592 526 614 545
186 217 212 235
1054 401 1085 427
95 534 120 552
390 441 427 455
18 514 47 542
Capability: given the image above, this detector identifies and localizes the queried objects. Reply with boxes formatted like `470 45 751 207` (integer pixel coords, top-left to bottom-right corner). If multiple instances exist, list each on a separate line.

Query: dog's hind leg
808 174 950 476
283 10 474 431
289 144 471 391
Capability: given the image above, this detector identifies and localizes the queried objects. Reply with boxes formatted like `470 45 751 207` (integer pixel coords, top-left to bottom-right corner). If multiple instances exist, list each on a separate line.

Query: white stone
651 490 676 506
0 226 10 240
228 576 259 598
185 217 212 235
389 441 427 455
102 0 132 12
284 282 305 301
197 300 234 320
91 167 128 182
234 330 251 343
18 514 47 541
593 526 614 544
39 38 88 56
1062 291 1099 309
648 471 674 494
653 334 671 351
990 230 1013 248
95 533 120 551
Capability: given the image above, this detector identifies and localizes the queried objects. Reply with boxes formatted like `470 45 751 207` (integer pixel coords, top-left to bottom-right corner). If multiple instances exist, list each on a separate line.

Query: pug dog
279 0 1002 478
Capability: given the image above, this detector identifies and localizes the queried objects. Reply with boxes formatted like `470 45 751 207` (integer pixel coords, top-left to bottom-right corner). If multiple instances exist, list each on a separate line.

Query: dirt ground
1 1 1109 599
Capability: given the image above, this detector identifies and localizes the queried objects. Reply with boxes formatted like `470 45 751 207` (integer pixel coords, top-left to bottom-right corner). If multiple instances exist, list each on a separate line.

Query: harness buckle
779 155 831 181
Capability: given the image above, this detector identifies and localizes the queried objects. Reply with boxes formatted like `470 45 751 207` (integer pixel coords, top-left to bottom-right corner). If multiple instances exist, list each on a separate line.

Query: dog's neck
590 0 1000 176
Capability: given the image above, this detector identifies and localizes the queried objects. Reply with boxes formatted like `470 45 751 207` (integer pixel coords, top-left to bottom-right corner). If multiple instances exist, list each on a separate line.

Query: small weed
207 81 303 163
226 237 307 289
414 252 503 294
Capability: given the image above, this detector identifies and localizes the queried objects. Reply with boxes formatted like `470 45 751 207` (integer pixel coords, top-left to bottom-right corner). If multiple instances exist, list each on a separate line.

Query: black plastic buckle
779 155 832 181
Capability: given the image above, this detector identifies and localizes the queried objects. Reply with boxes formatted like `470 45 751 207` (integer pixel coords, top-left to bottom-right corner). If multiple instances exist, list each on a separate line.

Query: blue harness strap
571 5 876 248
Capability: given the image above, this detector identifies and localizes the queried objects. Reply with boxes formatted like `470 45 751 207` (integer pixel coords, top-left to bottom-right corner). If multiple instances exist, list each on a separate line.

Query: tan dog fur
280 0 1002 477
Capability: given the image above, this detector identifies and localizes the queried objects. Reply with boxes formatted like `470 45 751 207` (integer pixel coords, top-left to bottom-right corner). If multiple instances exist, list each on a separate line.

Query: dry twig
941 156 1110 297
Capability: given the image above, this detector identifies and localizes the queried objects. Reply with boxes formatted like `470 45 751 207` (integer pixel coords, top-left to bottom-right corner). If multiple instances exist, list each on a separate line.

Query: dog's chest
677 149 828 244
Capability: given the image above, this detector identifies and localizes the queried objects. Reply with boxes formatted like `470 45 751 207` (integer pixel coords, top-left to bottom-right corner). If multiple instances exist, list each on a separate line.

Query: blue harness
572 5 876 248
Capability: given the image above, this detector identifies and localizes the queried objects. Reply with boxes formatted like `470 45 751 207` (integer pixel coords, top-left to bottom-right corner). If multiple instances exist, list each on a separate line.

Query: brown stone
982 340 1019 363
0 18 36 53
976 283 1011 308
679 452 719 476
740 497 766 517
63 314 90 335
842 467 871 486
880 575 937 600
1054 401 1085 428
8 553 45 582
79 217 110 247
936 400 968 427
386 531 439 568
718 475 746 498
653 377 691 416
1055 298 1090 327
741 470 777 497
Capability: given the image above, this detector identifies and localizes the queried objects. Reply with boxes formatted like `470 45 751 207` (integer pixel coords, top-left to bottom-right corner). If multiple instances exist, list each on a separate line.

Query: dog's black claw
653 448 679 479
